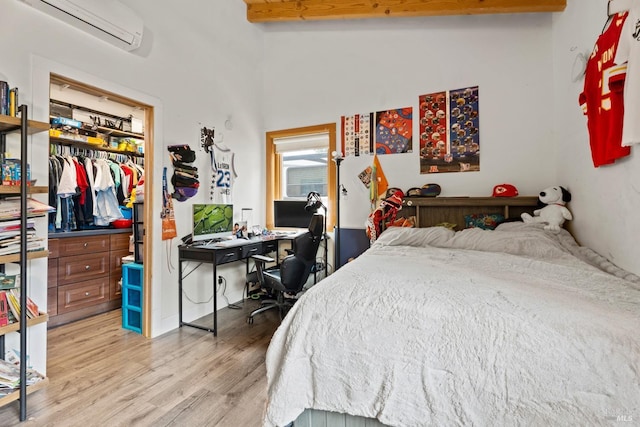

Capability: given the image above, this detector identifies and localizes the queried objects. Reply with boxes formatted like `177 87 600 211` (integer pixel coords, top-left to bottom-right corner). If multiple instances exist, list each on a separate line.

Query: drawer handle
224 253 234 257
249 248 258 253
85 265 90 270
85 292 90 296
84 243 89 247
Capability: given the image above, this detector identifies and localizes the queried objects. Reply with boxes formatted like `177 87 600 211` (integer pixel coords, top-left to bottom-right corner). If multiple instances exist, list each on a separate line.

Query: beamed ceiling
243 0 567 23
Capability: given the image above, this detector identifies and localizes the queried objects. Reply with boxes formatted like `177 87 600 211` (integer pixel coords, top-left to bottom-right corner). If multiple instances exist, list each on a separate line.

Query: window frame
266 123 337 230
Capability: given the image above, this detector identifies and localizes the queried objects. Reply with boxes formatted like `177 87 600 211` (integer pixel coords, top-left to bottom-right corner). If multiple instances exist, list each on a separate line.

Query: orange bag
161 167 177 240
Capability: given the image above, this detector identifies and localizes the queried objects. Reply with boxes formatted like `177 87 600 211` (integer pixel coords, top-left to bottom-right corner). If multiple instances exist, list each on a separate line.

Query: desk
178 236 290 335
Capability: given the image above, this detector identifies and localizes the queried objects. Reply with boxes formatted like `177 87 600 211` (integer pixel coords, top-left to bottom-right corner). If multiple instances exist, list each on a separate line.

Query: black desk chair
247 214 324 324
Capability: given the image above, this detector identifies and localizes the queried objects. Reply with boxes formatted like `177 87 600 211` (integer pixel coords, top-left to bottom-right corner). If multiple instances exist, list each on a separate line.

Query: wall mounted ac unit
19 0 144 51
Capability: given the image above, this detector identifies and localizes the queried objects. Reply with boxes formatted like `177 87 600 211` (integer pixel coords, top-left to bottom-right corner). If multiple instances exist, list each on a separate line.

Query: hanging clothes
210 143 237 204
93 158 124 226
578 12 630 166
48 144 143 232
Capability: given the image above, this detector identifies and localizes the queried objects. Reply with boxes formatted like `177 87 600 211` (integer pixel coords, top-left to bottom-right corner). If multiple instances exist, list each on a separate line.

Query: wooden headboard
399 196 539 230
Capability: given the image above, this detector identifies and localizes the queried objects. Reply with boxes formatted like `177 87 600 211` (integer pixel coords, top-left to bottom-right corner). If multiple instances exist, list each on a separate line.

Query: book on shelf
0 292 9 327
0 274 19 290
0 358 44 392
0 359 20 389
9 88 17 117
0 239 45 256
0 231 40 246
5 289 39 319
0 219 35 233
5 290 20 320
1 158 31 186
0 198 54 221
0 81 8 116
24 292 39 319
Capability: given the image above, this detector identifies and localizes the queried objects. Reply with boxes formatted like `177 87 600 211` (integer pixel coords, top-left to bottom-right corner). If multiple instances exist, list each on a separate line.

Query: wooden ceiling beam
244 0 567 23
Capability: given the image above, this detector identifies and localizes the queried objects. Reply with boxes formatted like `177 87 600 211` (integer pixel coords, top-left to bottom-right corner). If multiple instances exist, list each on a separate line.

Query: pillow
373 226 454 247
464 213 505 230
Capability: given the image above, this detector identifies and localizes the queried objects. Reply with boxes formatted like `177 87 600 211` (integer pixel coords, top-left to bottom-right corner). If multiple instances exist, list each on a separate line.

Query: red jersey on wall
579 12 630 167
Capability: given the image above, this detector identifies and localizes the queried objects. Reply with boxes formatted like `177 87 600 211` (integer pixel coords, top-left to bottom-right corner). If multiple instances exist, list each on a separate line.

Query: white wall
261 14 559 228
552 0 640 275
0 0 266 339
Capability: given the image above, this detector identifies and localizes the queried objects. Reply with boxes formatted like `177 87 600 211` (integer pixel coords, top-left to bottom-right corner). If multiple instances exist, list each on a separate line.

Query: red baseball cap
492 184 518 197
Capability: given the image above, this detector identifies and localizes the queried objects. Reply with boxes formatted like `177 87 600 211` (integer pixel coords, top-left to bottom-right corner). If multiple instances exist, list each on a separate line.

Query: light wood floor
0 301 281 426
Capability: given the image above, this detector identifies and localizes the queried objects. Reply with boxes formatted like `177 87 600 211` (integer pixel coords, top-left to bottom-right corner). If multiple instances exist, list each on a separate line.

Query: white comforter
264 223 640 427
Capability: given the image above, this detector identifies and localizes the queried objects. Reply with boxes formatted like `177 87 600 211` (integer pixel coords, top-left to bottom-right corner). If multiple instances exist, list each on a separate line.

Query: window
282 149 327 197
266 124 337 230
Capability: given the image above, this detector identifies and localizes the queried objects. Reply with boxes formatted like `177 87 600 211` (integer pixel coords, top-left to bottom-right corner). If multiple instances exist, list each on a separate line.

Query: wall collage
340 85 480 175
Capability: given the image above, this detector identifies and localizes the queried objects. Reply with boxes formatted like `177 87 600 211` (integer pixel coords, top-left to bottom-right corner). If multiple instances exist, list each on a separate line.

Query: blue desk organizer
122 262 143 334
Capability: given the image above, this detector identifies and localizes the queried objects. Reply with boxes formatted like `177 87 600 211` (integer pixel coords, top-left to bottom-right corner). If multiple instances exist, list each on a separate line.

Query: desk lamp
305 191 328 278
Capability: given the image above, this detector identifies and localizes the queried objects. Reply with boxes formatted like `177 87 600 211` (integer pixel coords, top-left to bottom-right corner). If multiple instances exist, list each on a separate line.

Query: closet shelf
48 115 144 140
91 125 143 139
50 137 144 158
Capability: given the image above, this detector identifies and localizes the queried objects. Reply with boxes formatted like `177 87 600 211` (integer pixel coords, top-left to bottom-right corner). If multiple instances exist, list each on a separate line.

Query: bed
263 199 640 427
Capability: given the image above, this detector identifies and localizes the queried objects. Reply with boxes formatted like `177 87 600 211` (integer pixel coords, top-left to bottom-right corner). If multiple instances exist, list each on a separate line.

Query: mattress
264 223 640 426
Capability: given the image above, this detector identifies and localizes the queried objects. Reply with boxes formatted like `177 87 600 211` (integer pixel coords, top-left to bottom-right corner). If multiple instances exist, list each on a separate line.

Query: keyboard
205 239 250 249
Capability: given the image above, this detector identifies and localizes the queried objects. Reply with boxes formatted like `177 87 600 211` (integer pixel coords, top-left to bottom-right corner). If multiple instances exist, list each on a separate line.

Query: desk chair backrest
280 214 324 290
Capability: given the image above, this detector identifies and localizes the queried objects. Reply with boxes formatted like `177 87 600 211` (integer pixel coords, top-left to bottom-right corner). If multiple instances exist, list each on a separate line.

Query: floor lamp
332 151 344 271
305 191 328 279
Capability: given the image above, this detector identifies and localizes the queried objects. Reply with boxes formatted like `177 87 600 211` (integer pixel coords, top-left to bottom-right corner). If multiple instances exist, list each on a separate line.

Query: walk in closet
47 74 150 327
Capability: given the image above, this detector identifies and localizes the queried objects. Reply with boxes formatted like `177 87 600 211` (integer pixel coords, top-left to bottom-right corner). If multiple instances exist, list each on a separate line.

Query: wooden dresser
48 232 131 328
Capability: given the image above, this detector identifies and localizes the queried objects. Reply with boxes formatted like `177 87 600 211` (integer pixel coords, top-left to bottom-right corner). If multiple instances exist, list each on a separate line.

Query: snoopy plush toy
521 186 572 233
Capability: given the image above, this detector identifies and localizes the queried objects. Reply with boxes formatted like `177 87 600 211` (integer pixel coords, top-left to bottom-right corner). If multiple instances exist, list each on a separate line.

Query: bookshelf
0 108 49 421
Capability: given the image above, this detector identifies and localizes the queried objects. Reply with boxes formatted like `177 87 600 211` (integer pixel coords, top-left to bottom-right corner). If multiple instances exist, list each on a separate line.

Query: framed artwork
419 86 479 174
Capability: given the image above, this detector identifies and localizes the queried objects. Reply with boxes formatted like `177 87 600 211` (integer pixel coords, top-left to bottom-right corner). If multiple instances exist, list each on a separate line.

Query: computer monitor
192 203 234 242
274 200 315 229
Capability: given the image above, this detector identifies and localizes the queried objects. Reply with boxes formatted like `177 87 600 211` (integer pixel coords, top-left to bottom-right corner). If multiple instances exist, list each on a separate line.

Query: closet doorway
47 74 153 336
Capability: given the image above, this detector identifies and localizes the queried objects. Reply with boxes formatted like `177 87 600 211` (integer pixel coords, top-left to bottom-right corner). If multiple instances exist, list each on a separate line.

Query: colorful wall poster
375 108 413 155
419 86 479 173
341 113 373 157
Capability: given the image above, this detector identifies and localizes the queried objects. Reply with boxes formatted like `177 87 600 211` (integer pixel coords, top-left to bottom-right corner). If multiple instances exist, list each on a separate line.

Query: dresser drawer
58 252 109 285
110 233 131 251
57 277 109 314
58 235 109 256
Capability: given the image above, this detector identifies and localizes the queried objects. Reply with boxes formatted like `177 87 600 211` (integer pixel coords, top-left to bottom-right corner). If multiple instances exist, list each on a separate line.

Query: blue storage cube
123 306 142 334
125 287 141 308
123 263 143 288
122 263 144 334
